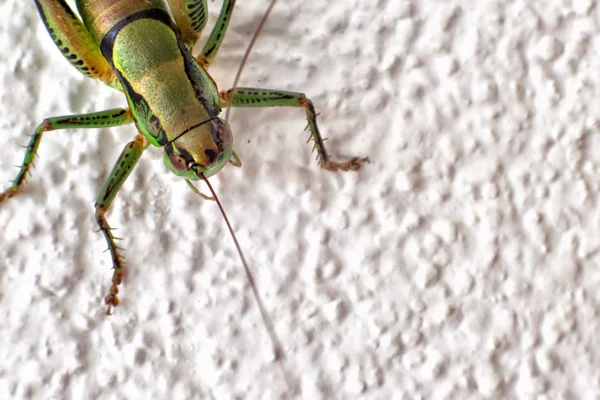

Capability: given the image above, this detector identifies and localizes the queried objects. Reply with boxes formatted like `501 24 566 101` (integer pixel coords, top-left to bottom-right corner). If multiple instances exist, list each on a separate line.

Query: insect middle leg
166 0 237 68
219 88 369 171
199 0 237 68
166 0 209 50
0 108 134 203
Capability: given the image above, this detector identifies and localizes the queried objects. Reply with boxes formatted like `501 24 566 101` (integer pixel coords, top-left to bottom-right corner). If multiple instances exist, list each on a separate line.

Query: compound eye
212 119 232 148
169 153 188 171
205 149 217 164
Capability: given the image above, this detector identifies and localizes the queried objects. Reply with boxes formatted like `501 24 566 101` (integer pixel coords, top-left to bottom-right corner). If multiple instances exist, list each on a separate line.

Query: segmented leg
95 133 149 314
34 0 117 87
0 109 134 203
185 179 215 200
219 88 369 171
197 0 237 68
230 151 242 167
166 0 209 51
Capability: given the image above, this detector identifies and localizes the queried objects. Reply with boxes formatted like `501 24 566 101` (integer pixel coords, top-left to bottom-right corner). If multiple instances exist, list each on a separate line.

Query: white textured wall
1 0 600 399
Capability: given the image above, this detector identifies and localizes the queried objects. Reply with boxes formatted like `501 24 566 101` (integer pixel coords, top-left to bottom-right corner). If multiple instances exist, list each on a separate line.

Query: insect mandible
0 0 367 340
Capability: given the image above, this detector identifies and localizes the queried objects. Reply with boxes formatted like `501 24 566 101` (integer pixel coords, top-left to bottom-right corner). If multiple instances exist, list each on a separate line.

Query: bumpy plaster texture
1 0 600 399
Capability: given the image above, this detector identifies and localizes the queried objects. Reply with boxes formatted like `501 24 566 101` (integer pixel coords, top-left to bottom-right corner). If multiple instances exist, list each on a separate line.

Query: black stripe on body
119 73 169 146
98 7 220 145
98 8 174 146
100 8 174 63
176 39 221 117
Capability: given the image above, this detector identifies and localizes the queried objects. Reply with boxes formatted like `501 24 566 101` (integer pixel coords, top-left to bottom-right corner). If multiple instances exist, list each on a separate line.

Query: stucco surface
1 1 600 399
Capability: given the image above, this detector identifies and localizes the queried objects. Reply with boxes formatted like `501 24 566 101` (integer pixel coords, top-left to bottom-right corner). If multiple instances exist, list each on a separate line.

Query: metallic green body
73 0 227 175
1 0 367 315
111 18 219 146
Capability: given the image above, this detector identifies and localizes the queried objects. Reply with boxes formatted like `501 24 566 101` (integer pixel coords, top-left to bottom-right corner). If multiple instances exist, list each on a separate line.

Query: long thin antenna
218 0 298 394
224 0 278 124
200 175 296 394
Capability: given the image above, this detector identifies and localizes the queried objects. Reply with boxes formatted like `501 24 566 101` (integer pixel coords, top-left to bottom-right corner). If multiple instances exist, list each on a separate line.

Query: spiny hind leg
219 88 369 171
95 133 148 314
0 109 134 203
166 0 208 51
34 0 117 87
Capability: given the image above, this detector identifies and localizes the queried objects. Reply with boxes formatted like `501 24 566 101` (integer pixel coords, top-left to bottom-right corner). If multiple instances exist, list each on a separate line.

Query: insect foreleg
185 179 215 200
197 0 237 68
220 88 369 171
229 151 242 167
0 108 134 203
95 133 149 315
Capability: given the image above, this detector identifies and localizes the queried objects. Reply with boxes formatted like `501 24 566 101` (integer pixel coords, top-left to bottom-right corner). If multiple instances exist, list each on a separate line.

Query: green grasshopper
1 0 365 338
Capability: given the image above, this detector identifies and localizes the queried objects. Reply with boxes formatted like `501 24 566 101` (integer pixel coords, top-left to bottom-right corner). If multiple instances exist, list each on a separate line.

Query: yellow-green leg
165 0 237 68
219 88 369 171
95 133 149 314
0 108 134 203
166 0 209 50
197 0 237 68
34 0 118 87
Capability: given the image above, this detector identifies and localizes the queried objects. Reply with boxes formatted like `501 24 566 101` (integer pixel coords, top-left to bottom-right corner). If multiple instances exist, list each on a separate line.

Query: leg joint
41 119 53 131
95 206 107 224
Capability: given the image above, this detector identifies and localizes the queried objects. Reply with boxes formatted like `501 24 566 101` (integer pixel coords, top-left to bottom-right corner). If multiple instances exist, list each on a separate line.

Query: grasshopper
1 0 366 377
